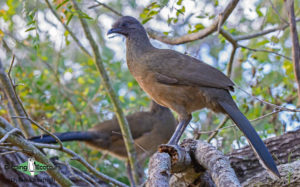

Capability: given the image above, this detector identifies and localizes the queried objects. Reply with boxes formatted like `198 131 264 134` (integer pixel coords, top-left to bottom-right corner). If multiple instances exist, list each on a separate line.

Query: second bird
30 101 176 163
107 16 280 177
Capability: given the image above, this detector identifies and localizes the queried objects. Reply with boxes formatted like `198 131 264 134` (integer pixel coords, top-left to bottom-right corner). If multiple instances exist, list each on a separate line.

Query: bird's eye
121 23 128 27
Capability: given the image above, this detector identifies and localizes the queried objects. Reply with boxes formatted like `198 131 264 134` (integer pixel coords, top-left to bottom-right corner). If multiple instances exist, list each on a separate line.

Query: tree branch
146 153 171 187
0 59 35 138
235 18 300 41
0 117 74 186
285 0 300 105
70 0 141 184
147 0 240 45
230 128 300 183
158 140 241 187
89 0 122 16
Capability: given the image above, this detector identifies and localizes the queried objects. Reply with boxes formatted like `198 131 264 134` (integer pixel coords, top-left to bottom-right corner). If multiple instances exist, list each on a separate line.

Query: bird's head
107 16 145 37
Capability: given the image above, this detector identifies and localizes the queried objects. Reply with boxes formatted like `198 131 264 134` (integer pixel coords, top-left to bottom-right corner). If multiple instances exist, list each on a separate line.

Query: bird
107 16 280 177
29 101 177 163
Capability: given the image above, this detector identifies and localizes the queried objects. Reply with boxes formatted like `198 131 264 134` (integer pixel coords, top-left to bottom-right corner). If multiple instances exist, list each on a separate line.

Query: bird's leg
168 115 192 144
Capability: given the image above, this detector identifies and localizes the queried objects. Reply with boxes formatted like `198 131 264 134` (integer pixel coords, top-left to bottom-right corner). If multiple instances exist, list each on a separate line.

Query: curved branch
147 0 240 45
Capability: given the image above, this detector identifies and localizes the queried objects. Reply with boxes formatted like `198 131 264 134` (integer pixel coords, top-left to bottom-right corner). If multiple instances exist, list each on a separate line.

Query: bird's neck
126 32 154 58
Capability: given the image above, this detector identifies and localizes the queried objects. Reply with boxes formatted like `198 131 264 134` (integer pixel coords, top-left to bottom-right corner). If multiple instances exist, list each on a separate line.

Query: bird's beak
107 28 122 35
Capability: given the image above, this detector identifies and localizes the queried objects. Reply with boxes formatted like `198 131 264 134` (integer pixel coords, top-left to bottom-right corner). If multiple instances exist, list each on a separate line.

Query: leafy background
0 0 299 184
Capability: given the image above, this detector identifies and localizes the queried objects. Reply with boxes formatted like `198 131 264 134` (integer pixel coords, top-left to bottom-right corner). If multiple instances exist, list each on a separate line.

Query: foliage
0 0 299 183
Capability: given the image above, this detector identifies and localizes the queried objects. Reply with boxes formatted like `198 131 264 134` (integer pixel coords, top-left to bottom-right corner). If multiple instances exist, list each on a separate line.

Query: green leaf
25 27 36 32
177 0 183 5
56 0 69 10
142 17 152 24
66 14 73 25
271 36 279 44
195 23 204 30
256 7 263 17
196 15 205 19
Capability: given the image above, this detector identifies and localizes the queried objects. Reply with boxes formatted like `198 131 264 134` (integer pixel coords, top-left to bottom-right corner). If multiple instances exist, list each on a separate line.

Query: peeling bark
230 129 300 183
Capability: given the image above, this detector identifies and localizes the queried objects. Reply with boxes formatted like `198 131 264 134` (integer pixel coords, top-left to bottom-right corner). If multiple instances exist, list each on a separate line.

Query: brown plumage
107 16 280 177
29 101 176 163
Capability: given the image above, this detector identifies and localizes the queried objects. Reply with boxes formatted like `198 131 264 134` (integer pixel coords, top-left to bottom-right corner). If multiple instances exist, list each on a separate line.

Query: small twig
197 124 236 135
71 165 100 187
0 146 25 152
0 128 21 143
0 151 17 156
267 0 289 24
235 18 300 41
89 0 123 17
250 109 282 122
12 116 64 149
227 45 237 78
112 131 149 154
207 117 229 143
237 86 300 112
239 44 292 60
7 55 15 76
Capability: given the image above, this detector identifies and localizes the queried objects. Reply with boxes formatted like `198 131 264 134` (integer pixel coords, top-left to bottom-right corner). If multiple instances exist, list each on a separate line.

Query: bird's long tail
29 131 97 143
218 100 280 178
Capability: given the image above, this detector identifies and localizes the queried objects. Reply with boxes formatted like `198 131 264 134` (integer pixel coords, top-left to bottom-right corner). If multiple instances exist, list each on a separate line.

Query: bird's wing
146 49 234 90
126 112 155 139
93 112 154 140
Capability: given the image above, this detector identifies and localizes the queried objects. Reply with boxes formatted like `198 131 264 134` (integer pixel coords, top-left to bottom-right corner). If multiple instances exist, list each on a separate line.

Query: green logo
12 158 54 176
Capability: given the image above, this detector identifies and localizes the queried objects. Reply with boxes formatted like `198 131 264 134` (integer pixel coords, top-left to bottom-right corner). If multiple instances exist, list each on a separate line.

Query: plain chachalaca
29 101 176 163
107 16 280 177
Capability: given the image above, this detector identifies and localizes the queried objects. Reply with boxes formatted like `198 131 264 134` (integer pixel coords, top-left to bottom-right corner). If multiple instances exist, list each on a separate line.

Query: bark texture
230 129 300 183
146 152 171 187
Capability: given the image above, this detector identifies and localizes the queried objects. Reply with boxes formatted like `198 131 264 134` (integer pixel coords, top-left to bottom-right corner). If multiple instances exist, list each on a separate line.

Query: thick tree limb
0 60 35 138
157 139 241 187
241 159 300 187
285 0 300 104
147 0 240 45
70 0 140 184
230 129 300 183
146 153 171 187
169 129 300 186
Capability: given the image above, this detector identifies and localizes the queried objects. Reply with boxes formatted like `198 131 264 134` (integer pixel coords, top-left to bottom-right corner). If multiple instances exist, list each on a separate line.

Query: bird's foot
158 144 191 173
